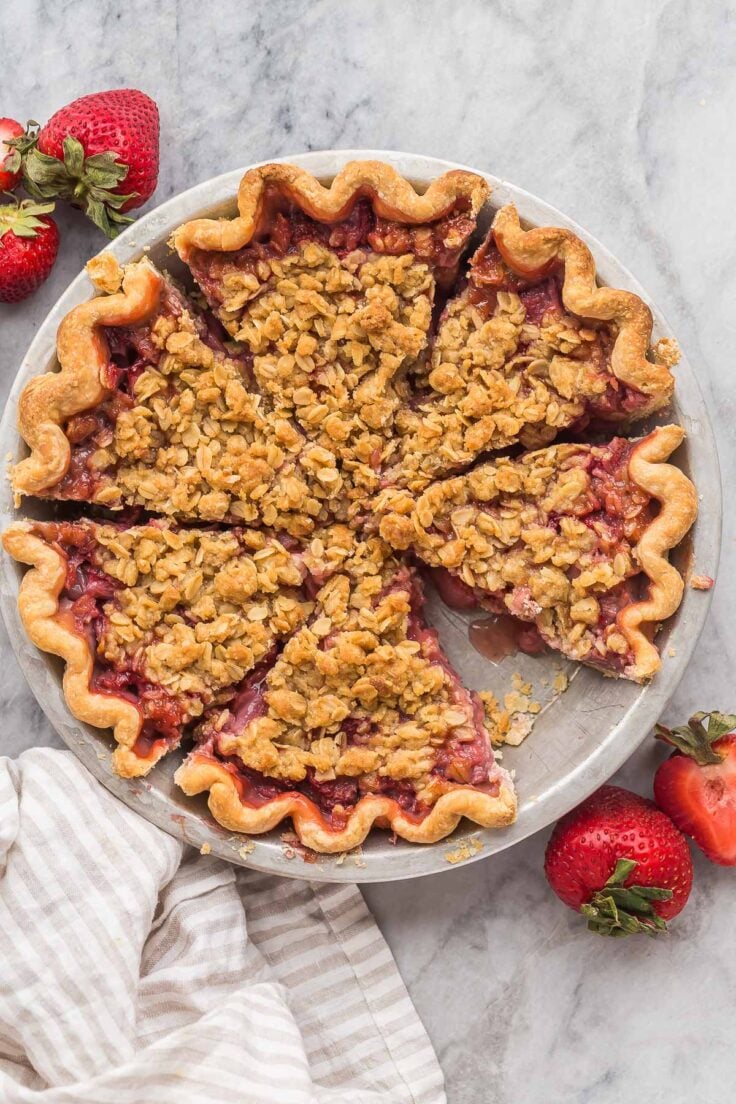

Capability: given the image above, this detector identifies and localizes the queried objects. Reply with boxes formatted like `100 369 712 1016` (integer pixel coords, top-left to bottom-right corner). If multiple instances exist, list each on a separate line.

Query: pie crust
4 521 148 777
12 260 163 499
394 206 676 489
3 158 700 853
492 205 673 403
3 519 308 777
172 159 490 260
175 762 516 853
175 536 516 851
379 424 696 682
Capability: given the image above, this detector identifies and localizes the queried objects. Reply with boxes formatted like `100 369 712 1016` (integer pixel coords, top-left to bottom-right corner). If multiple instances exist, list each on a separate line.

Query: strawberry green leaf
62 135 85 179
580 857 673 937
656 711 736 765
16 141 139 239
0 198 55 242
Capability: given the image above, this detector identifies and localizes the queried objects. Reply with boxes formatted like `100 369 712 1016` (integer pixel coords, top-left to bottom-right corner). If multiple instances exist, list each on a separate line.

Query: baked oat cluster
379 437 650 675
60 276 344 537
5 162 698 850
394 234 660 491
203 528 492 817
37 519 308 743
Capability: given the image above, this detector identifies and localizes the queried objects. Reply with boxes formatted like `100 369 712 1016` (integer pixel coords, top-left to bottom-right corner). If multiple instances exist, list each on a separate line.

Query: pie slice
379 425 697 682
174 161 489 507
394 205 677 489
11 256 343 537
175 528 515 852
3 518 309 777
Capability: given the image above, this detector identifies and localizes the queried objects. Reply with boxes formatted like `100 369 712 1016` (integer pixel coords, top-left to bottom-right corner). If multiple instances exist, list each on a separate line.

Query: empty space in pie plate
0 150 720 882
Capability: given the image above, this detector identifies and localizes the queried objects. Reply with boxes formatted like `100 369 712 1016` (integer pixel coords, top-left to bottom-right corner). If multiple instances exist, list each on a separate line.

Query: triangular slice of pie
379 425 696 682
3 518 309 776
11 256 346 538
175 527 515 852
394 205 678 489
174 161 489 509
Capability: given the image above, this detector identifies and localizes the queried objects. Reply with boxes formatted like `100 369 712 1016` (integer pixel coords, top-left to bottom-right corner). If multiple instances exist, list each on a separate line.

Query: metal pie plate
0 150 720 882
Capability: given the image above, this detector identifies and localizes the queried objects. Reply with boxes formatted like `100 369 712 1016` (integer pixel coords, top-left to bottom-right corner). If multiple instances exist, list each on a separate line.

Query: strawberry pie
3 160 698 852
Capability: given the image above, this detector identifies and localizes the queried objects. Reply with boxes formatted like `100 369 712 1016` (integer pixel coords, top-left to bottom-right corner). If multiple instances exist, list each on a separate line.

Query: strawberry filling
188 197 477 306
33 520 192 765
425 438 653 672
466 232 647 420
195 568 498 831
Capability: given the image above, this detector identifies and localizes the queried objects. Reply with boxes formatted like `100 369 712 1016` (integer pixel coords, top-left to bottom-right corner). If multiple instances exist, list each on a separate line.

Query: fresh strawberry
0 118 24 191
654 711 736 865
0 199 59 303
8 90 159 238
544 784 693 936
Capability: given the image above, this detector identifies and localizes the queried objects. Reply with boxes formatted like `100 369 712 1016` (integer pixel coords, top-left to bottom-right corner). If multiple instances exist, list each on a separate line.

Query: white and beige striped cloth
0 749 445 1103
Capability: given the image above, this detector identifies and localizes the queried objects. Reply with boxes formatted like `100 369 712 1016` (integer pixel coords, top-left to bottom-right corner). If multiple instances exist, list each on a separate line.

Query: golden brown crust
621 424 698 680
173 160 490 259
175 753 517 853
493 204 673 409
2 522 153 778
12 260 163 499
379 425 696 683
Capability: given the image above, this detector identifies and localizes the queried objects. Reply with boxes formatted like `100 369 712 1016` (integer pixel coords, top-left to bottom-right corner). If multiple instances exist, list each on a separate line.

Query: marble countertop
3 2 735 1101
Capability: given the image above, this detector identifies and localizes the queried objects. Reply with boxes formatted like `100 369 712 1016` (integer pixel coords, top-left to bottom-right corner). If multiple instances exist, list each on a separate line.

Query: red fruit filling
195 570 498 831
33 520 190 764
188 197 477 308
465 232 647 421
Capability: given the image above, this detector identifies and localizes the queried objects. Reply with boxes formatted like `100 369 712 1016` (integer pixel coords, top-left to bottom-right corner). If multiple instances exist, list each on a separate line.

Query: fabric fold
0 749 444 1104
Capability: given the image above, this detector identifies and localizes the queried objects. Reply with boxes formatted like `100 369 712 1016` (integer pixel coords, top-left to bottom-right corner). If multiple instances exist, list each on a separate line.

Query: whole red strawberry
544 784 693 936
0 118 24 191
0 199 60 303
9 90 159 238
654 711 736 865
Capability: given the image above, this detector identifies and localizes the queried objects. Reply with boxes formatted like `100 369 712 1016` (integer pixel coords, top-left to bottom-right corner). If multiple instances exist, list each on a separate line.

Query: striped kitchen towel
0 749 445 1103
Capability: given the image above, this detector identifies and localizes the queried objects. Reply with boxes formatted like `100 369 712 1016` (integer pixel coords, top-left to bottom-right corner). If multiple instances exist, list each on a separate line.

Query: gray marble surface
2 2 735 1101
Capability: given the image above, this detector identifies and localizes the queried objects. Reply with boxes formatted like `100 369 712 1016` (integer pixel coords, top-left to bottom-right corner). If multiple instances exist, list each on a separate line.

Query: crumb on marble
668 646 677 658
199 842 211 855
690 574 715 590
238 842 255 859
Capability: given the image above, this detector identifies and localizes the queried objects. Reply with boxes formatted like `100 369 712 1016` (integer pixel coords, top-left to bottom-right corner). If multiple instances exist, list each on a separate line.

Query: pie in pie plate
0 151 719 879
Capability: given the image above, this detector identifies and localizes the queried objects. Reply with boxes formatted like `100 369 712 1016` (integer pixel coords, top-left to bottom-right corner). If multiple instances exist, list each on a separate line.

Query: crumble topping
199 240 435 506
203 532 498 814
60 285 345 536
392 229 655 490
40 519 309 722
378 437 652 669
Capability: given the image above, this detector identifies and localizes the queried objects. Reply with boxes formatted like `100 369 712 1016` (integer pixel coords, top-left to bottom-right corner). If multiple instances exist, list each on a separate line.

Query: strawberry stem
11 128 137 239
655 711 736 766
581 858 673 937
0 197 55 241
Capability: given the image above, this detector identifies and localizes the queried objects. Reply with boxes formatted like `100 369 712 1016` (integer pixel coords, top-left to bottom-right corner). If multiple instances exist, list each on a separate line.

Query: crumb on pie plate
0 152 719 878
